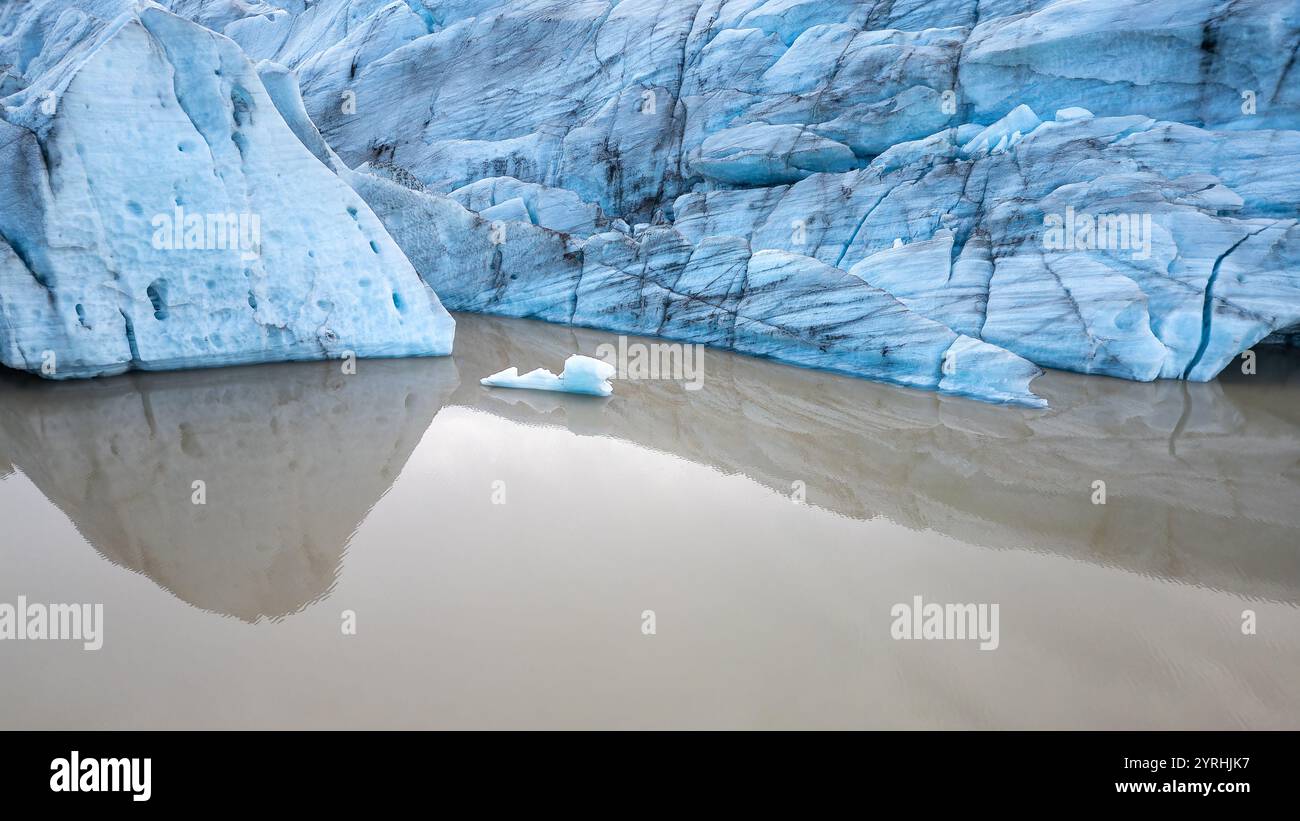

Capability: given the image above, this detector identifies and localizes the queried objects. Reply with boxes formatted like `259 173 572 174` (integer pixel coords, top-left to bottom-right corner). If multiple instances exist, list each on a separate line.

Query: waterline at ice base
0 0 1295 409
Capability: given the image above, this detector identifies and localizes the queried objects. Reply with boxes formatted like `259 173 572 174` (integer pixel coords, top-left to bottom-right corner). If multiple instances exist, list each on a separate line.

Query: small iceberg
481 355 616 397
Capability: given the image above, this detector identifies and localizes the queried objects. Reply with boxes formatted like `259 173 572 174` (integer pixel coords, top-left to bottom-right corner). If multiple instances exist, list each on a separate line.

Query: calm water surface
1 313 1298 728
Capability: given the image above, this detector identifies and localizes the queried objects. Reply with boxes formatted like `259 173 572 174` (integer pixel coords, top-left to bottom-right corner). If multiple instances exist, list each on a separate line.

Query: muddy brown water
0 313 1297 728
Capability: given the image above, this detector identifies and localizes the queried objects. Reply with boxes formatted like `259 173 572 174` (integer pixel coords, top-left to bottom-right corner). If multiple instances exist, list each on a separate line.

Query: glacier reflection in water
0 357 459 621
0 312 1297 728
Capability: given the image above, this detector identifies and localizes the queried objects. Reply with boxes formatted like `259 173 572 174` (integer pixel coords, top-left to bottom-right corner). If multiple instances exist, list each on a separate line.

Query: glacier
1 0 1298 406
0 1 453 378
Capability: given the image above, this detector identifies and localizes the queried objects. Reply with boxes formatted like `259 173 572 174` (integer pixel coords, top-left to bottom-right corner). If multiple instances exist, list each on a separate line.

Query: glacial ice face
158 0 1295 395
673 113 1300 381
346 168 1045 405
959 0 1300 131
3 0 1298 400
481 354 616 397
200 0 1297 214
0 2 453 378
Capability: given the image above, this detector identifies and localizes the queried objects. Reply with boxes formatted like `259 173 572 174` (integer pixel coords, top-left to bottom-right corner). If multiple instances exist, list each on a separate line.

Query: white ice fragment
961 104 1042 157
1055 107 1094 121
481 354 616 397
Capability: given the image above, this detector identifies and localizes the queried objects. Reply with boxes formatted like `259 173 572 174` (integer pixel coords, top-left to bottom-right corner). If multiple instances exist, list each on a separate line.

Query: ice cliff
0 1 453 378
2 0 1298 405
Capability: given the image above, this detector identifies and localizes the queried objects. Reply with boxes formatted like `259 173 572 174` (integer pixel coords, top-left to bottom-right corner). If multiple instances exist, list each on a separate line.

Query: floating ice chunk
481 355 616 397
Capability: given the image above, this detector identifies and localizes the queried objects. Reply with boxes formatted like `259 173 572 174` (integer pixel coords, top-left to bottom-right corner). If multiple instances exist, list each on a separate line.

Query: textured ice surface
481 354 616 397
347 166 1046 405
447 177 621 237
0 2 453 378
960 104 1041 157
692 123 858 185
3 0 1298 401
672 113 1300 382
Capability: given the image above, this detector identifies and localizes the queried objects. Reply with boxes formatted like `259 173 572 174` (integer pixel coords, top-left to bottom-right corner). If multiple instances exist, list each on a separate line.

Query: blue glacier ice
960 104 1041 157
0 1 453 378
692 123 859 185
481 354 617 397
446 177 625 237
1 0 1298 406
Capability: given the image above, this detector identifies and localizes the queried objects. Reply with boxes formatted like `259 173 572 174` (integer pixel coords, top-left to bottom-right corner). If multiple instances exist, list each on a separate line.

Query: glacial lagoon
1 313 1297 729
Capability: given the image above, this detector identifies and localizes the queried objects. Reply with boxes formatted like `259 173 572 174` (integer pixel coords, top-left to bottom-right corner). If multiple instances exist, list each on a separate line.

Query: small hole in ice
147 280 168 320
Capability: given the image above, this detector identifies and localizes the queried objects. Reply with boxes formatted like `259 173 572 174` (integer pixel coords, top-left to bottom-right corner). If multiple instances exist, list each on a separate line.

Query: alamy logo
890 595 999 651
151 206 261 260
50 752 151 802
0 596 102 650
1042 206 1152 260
595 336 705 391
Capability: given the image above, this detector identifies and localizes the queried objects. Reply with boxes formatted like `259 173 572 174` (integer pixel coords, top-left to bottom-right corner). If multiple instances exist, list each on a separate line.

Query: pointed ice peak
961 105 1042 157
